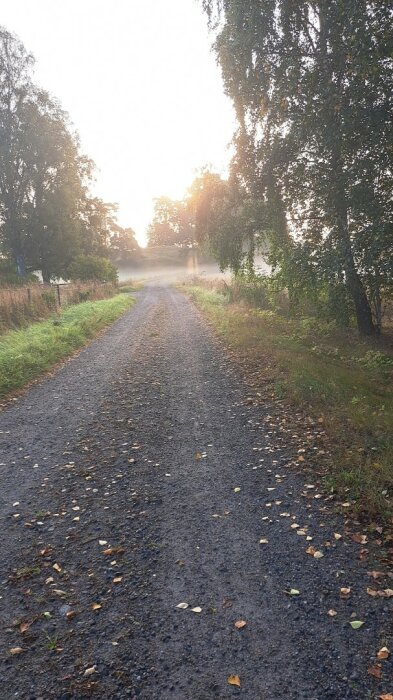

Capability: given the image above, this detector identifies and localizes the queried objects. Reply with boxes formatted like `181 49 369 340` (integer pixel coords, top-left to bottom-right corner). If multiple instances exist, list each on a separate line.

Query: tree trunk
318 1 375 335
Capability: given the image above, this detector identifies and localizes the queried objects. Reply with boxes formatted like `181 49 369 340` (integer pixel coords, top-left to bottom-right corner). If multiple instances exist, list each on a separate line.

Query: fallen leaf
195 453 202 460
314 551 324 559
380 695 393 700
191 606 202 613
19 622 31 633
234 620 247 629
233 487 241 493
9 647 23 655
306 546 316 556
367 587 379 597
285 589 300 596
83 666 97 677
328 609 337 617
368 664 382 679
228 675 241 687
377 647 390 660
368 570 384 580
350 620 364 629
334 533 342 540
259 539 269 545
352 534 368 545
52 563 62 573
113 577 122 584
91 603 102 610
98 540 107 546
340 587 351 598
176 602 189 609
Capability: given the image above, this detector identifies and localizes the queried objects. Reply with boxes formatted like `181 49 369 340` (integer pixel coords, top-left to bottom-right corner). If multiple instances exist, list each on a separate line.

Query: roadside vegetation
182 277 393 522
0 293 134 399
0 280 118 333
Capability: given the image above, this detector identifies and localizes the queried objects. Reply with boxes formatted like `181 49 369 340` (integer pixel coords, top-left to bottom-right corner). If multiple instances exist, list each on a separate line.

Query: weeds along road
0 284 390 699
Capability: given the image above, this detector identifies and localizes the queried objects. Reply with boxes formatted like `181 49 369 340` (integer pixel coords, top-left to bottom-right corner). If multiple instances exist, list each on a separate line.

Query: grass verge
182 283 393 523
0 293 135 399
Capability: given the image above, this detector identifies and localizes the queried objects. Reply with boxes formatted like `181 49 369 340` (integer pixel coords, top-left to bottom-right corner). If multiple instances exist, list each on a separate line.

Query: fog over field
116 247 270 282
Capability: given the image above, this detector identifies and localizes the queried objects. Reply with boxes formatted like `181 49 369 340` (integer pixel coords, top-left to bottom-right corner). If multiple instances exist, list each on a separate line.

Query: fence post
27 288 31 304
56 284 61 307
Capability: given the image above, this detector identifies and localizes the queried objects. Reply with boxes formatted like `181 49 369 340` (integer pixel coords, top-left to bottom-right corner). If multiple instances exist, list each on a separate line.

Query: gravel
0 284 390 699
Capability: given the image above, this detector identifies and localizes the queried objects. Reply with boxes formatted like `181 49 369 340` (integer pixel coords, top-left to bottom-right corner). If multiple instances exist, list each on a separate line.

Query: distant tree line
187 1 393 335
0 26 139 284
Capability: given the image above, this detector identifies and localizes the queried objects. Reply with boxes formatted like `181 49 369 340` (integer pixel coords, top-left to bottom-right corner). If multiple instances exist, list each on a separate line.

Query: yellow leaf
228 675 241 687
52 563 62 573
234 620 247 629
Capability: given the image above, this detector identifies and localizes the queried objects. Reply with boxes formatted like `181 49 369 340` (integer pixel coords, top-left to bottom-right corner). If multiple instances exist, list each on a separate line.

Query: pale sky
1 0 235 245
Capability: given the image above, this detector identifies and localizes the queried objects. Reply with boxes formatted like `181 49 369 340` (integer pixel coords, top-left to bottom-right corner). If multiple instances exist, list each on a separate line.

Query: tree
0 26 35 275
201 1 393 333
147 196 195 247
68 255 118 283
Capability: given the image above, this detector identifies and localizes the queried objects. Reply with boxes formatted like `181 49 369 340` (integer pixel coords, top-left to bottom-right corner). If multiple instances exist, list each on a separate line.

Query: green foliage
200 1 393 334
68 255 118 283
0 26 136 282
0 294 133 397
147 196 195 247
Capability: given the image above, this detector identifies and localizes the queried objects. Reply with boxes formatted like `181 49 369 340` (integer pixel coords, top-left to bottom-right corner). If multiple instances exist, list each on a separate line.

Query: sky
1 0 235 246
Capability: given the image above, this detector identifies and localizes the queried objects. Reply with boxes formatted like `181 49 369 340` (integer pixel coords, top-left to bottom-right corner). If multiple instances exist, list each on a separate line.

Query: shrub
68 255 118 283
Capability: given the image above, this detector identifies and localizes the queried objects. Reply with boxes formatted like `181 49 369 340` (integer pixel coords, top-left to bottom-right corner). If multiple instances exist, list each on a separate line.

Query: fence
0 281 117 333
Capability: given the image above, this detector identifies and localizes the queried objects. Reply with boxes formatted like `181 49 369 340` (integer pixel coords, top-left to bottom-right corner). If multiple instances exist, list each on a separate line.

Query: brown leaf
234 620 247 629
19 622 31 633
91 603 102 610
380 694 393 700
306 546 316 556
352 534 368 545
377 647 390 660
368 664 382 679
52 563 62 573
368 570 384 580
228 675 241 687
340 587 351 598
9 647 23 655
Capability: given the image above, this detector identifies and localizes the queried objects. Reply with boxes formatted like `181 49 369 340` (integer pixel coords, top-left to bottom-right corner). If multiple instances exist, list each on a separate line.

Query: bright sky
1 0 235 245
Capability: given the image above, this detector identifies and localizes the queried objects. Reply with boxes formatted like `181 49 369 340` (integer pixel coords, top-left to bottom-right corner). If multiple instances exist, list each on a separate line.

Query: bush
68 255 118 283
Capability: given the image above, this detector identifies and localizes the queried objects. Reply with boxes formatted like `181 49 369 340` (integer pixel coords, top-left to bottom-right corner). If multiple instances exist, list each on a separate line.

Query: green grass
0 293 135 398
183 284 393 521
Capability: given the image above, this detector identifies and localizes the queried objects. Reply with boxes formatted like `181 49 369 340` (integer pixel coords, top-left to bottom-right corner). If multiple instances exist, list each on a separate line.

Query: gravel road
0 284 391 699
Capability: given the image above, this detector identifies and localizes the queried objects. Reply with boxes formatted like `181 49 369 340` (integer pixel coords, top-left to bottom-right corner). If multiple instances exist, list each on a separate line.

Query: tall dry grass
0 281 117 333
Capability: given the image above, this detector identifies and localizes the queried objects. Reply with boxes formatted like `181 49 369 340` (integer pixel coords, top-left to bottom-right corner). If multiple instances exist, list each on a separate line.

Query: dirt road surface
0 285 391 699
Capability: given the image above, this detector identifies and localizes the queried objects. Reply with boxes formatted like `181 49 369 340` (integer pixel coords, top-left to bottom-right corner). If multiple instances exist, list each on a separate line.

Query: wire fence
0 281 118 333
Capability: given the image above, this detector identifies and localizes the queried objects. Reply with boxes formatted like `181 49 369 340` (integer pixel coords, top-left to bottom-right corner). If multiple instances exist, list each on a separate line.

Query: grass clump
0 294 134 398
182 280 393 521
